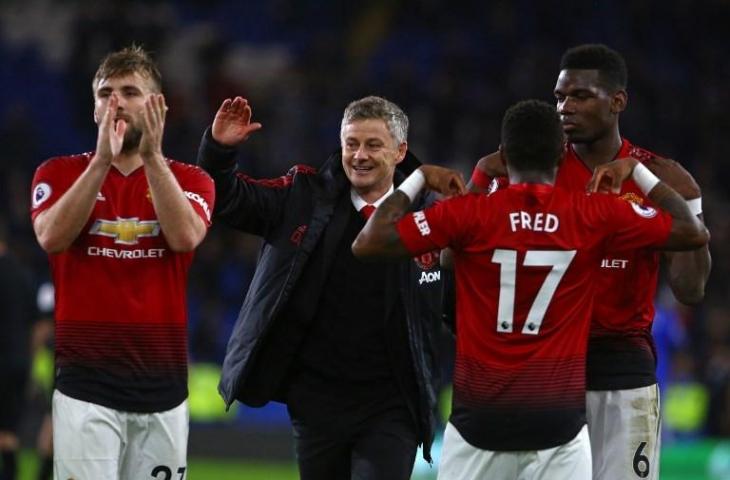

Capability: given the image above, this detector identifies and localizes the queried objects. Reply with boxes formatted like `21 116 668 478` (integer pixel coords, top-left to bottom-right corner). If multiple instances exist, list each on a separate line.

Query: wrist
471 165 492 189
88 157 112 176
91 152 113 167
686 197 703 216
208 127 239 150
631 162 660 195
397 169 426 202
142 151 166 166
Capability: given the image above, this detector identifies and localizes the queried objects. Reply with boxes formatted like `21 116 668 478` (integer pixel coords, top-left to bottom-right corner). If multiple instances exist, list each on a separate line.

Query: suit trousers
290 405 419 480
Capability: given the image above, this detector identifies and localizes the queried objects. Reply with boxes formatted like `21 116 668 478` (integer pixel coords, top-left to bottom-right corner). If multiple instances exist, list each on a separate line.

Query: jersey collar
566 138 633 173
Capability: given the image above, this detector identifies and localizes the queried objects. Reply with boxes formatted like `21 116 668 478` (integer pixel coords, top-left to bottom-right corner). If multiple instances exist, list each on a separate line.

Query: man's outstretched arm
353 165 466 259
588 158 709 252
468 150 506 193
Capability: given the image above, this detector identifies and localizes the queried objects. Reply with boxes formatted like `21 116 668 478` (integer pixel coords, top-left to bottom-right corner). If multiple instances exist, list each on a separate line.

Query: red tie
360 204 376 220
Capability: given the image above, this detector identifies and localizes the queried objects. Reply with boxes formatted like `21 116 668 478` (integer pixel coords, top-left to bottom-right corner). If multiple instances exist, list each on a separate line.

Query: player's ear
498 145 506 166
395 142 408 164
611 90 627 114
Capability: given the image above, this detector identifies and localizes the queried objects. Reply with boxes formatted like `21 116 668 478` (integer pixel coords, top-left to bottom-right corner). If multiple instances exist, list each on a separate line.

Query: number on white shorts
151 466 186 480
633 442 650 477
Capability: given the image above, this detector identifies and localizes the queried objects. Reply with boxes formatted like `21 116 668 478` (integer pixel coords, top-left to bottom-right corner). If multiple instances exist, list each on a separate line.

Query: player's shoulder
36 152 93 172
583 190 659 220
559 190 620 220
542 186 596 212
578 188 640 208
168 158 214 181
583 190 622 206
624 141 666 164
431 192 485 216
460 191 492 207
272 164 318 188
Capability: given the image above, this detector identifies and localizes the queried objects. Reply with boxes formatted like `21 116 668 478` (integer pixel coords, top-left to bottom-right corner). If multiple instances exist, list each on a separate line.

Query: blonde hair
92 45 162 92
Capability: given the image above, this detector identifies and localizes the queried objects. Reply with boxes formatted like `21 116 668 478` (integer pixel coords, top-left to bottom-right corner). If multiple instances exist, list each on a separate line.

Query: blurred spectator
0 217 38 480
663 349 709 443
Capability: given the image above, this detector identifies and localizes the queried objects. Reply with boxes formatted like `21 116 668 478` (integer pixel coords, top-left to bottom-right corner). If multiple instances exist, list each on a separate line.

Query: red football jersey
557 139 665 389
31 153 214 412
397 183 671 450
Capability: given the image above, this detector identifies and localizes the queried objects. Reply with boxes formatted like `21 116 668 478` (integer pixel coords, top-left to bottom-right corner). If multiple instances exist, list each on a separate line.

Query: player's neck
112 152 144 176
508 170 555 186
571 130 623 171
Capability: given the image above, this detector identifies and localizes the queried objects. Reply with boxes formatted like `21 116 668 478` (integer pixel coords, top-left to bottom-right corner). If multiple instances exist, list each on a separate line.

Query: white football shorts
586 383 661 480
53 389 189 480
437 421 591 480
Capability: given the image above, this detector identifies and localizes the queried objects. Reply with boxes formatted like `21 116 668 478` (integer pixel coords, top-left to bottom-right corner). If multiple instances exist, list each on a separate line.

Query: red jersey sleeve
396 194 477 256
593 194 672 251
30 156 88 222
174 163 216 227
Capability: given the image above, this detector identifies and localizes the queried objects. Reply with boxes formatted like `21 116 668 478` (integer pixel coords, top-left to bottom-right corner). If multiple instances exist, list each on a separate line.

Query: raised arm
468 150 506 193
441 150 504 269
588 158 709 251
33 95 122 253
352 165 466 259
645 157 711 305
212 97 263 147
140 94 208 252
197 97 294 235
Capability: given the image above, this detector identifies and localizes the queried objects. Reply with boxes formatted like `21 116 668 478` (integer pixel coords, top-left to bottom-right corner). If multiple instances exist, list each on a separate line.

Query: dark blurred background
1 0 729 476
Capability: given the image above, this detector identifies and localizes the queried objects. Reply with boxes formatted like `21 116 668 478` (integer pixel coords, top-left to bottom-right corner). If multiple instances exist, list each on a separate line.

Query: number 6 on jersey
492 249 576 334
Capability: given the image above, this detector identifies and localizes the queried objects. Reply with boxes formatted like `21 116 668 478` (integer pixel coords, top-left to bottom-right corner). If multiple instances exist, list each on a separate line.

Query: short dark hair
559 44 627 91
501 100 563 172
92 45 162 93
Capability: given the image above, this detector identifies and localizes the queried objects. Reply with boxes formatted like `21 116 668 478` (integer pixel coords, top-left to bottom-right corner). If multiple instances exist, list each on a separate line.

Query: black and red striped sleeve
197 127 315 236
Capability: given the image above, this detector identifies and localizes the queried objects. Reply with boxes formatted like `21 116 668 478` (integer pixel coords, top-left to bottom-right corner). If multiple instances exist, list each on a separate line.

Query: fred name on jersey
87 217 165 259
509 211 559 232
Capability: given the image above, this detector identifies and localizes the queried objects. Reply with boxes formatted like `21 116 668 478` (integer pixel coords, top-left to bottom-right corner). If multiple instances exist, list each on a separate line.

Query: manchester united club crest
414 250 440 270
290 225 308 246
619 192 657 218
620 192 644 205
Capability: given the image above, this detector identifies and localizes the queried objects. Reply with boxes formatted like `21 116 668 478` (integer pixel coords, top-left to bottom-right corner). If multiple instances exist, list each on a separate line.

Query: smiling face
553 69 626 145
93 71 156 153
341 118 407 203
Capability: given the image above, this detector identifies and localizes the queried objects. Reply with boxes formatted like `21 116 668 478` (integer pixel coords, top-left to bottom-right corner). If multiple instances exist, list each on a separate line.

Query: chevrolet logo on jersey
89 218 160 245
